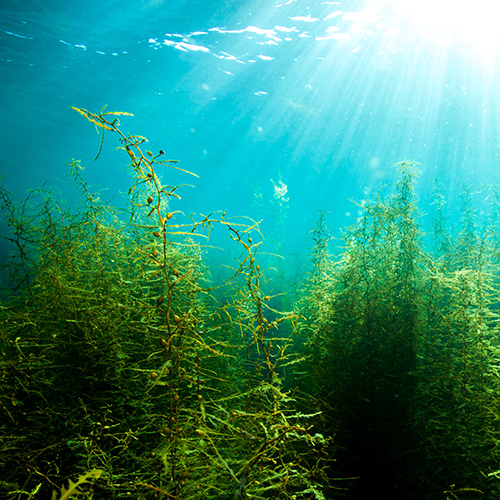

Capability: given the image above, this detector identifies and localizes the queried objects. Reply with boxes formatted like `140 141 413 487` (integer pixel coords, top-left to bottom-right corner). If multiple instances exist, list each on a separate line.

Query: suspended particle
147 196 153 204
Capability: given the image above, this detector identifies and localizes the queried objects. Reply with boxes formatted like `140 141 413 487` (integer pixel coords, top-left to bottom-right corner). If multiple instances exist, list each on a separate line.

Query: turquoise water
2 0 500 255
4 2 500 498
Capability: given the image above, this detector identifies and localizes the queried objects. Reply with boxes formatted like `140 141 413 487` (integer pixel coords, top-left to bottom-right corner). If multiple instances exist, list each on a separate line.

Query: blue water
2 0 500 260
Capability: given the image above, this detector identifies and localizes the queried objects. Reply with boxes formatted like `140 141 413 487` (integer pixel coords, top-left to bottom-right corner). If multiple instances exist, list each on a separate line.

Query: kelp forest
1 109 500 500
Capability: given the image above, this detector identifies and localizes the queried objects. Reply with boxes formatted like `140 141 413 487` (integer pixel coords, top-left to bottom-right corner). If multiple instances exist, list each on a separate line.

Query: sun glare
393 0 500 55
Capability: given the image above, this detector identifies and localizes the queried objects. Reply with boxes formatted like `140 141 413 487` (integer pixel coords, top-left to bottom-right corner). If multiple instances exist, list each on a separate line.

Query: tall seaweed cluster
0 108 328 500
5 109 500 500
296 162 500 499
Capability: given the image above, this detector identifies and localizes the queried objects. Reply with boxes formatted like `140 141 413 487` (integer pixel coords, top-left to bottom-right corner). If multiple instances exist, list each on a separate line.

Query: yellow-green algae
3 109 500 500
0 108 328 500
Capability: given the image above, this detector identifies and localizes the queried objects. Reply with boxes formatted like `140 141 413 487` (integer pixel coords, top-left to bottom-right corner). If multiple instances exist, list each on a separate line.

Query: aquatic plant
52 470 103 500
296 161 500 499
0 107 328 499
8 106 500 500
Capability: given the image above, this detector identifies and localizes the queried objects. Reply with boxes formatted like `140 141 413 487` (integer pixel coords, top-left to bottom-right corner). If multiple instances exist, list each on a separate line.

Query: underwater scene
3 0 500 499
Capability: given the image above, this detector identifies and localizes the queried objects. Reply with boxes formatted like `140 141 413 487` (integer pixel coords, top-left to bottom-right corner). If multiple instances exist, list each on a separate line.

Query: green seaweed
6 108 500 500
295 161 500 499
52 470 103 500
0 107 328 500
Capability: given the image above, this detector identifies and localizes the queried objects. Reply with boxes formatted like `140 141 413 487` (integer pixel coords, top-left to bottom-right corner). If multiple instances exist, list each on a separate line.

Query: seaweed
296 161 500 499
8 106 500 500
52 470 103 500
0 107 329 499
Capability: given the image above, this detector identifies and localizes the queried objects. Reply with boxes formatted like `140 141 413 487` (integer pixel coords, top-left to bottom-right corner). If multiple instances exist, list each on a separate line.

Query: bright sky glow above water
395 0 500 48
144 0 500 63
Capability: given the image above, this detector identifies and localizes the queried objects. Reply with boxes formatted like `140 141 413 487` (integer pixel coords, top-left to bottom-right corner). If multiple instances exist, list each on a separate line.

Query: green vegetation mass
1 109 500 500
